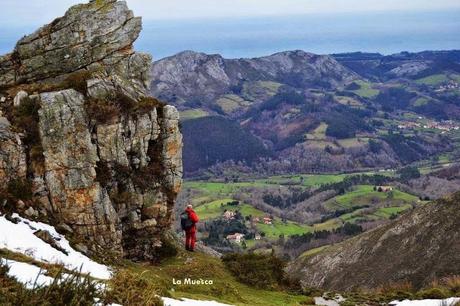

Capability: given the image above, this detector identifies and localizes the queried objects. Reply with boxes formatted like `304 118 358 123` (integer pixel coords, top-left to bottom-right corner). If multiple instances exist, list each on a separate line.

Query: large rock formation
287 192 460 290
0 0 182 261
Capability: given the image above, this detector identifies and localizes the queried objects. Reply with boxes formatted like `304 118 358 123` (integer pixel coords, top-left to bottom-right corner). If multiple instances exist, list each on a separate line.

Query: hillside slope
151 50 460 176
287 191 460 290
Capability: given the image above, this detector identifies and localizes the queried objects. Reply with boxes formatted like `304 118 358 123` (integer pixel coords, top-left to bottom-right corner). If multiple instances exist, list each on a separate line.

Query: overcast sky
1 0 460 26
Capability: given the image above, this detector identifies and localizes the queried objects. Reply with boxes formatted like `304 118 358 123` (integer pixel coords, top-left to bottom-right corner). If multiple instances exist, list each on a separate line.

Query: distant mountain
332 50 460 80
151 50 357 106
287 191 460 290
151 50 460 176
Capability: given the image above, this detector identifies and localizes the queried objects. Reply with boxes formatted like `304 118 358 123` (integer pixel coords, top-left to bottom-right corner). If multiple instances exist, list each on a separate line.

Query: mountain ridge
287 191 460 290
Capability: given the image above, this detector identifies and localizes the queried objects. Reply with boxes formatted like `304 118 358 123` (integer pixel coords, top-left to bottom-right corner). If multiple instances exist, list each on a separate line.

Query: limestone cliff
0 0 182 261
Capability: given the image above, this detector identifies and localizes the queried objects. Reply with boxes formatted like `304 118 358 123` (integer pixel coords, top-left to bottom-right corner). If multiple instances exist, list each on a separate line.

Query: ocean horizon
1 9 459 60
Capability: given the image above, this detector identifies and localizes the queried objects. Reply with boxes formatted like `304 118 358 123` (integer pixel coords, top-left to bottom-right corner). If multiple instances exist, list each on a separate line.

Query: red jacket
185 207 199 233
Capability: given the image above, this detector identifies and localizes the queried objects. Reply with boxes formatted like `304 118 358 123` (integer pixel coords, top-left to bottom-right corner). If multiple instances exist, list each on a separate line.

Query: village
220 184 398 245
434 80 459 92
222 209 273 244
397 119 459 132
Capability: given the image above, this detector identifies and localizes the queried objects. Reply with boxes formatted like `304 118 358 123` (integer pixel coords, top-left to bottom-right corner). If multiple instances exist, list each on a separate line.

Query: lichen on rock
0 0 183 261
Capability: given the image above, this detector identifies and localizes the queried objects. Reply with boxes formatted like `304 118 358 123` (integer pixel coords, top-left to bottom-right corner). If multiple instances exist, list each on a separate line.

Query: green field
194 198 265 220
329 185 418 209
255 173 348 187
415 74 449 85
372 204 412 218
193 197 313 239
242 81 282 100
413 97 429 106
336 96 363 107
305 122 328 140
338 137 369 148
216 94 251 114
186 172 417 245
350 80 380 98
257 219 312 239
179 109 209 120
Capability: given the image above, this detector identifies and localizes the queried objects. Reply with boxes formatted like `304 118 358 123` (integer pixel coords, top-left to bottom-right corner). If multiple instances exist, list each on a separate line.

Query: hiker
180 204 199 252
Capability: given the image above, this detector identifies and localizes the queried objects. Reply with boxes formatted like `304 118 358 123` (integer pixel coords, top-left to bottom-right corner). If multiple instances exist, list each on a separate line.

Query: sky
1 0 460 25
1 0 460 58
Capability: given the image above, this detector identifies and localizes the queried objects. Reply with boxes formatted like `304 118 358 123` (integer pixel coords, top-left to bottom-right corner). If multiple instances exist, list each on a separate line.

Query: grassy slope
121 251 309 306
415 74 449 85
324 185 419 224
329 185 418 208
0 248 309 306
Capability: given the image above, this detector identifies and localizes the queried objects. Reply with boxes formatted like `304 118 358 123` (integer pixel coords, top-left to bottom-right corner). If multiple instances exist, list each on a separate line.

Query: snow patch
390 298 460 306
1 259 54 288
162 297 233 306
0 213 111 279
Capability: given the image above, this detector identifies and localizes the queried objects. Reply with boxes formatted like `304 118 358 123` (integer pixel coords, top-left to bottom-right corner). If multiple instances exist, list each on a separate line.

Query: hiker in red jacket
182 204 199 252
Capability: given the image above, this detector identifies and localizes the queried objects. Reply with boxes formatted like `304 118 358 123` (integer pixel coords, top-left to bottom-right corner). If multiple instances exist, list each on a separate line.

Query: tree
398 166 421 181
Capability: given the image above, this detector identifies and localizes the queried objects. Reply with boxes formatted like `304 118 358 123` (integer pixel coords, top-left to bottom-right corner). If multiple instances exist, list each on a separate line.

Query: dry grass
375 280 414 295
103 269 165 306
6 70 92 97
85 94 165 125
442 275 460 294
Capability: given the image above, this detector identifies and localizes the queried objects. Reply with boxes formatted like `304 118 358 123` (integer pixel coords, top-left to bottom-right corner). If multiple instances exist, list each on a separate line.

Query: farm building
226 233 245 243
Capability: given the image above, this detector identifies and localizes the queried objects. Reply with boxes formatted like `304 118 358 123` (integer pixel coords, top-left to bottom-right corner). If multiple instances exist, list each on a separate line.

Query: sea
1 9 459 60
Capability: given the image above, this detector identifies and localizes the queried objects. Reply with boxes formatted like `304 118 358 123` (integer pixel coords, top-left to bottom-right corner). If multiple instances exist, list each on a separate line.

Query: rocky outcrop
0 0 182 261
287 192 460 290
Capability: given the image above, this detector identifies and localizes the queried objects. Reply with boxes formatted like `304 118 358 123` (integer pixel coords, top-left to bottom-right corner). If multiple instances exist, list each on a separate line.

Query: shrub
7 178 33 201
85 94 164 125
136 97 164 114
61 70 92 94
222 253 286 289
84 98 120 124
300 296 316 305
0 263 101 306
149 237 178 264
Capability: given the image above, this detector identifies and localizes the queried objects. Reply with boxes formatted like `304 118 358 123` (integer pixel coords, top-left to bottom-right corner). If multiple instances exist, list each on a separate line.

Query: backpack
180 211 194 230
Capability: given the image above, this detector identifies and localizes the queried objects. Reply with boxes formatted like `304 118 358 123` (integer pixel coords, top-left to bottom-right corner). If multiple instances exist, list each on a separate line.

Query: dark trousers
185 230 196 250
